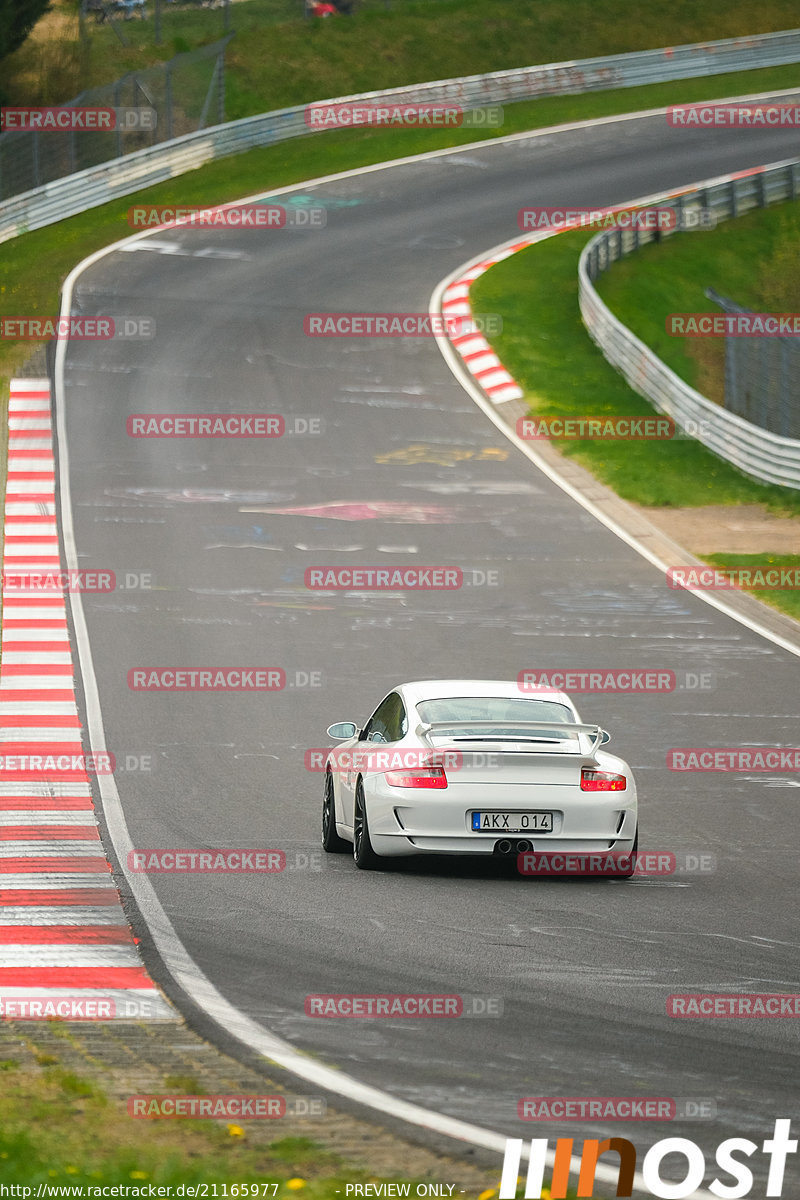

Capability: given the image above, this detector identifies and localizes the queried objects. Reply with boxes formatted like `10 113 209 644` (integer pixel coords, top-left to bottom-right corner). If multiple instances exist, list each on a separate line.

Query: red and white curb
441 242 534 405
0 378 173 1021
440 168 775 407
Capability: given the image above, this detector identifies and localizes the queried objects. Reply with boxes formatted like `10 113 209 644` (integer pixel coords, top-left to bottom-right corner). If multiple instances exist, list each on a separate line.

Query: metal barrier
0 37 232 203
578 158 800 489
2 27 800 240
705 287 800 440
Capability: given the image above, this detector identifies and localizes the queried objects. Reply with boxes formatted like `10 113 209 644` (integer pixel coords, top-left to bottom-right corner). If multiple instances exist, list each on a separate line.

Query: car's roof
395 679 575 708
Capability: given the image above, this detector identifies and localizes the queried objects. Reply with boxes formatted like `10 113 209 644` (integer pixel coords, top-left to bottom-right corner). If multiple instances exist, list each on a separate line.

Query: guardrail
0 37 232 203
578 158 800 489
2 27 800 243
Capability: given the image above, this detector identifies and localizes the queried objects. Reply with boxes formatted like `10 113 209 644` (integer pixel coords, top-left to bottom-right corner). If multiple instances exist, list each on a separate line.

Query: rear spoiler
415 720 609 756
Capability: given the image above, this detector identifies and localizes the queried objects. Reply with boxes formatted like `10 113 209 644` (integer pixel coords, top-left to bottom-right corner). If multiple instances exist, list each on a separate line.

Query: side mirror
327 721 358 740
600 729 611 745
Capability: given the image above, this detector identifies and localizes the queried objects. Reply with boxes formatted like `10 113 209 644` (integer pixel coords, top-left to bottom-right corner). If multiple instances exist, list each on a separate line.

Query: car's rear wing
415 720 609 756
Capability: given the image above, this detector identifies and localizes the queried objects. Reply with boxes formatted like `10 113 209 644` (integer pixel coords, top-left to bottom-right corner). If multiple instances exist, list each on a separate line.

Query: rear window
416 697 574 727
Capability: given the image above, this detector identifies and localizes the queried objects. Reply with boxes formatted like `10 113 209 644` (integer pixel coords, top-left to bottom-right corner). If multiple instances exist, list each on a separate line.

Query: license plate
471 811 553 833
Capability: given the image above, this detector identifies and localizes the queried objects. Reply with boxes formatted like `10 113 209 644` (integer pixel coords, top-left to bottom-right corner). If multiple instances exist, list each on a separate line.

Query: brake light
581 767 626 791
384 765 448 789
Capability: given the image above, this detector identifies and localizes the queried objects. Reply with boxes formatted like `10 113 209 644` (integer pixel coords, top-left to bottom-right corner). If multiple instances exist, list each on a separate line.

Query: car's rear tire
322 771 349 853
353 781 381 870
610 829 638 879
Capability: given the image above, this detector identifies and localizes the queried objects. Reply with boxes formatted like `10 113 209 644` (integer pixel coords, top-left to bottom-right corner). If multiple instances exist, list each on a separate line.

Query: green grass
470 229 800 515
5 0 800 115
0 1057 511 1197
0 1059 333 1188
594 197 800 406
3 59 800 392
702 553 800 620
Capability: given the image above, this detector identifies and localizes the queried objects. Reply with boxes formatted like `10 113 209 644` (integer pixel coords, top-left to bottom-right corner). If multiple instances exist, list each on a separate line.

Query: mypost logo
499 1121 796 1197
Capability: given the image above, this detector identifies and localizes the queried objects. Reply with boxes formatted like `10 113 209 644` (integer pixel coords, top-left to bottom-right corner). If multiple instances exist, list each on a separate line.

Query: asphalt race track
58 101 800 1190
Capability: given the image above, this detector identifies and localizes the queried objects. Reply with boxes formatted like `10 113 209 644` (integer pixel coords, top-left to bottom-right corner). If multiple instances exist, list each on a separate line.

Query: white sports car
321 680 638 874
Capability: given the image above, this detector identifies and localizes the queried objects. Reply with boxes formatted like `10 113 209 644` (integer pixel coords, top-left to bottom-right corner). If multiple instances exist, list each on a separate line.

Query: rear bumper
367 781 637 857
371 827 638 859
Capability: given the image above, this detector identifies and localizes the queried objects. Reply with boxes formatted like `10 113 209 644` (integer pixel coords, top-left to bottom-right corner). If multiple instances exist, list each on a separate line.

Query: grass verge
701 554 800 621
5 0 800 115
0 1055 402 1194
594 197 800 407
470 217 800 619
3 60 800 392
470 230 800 515
0 1049 579 1198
